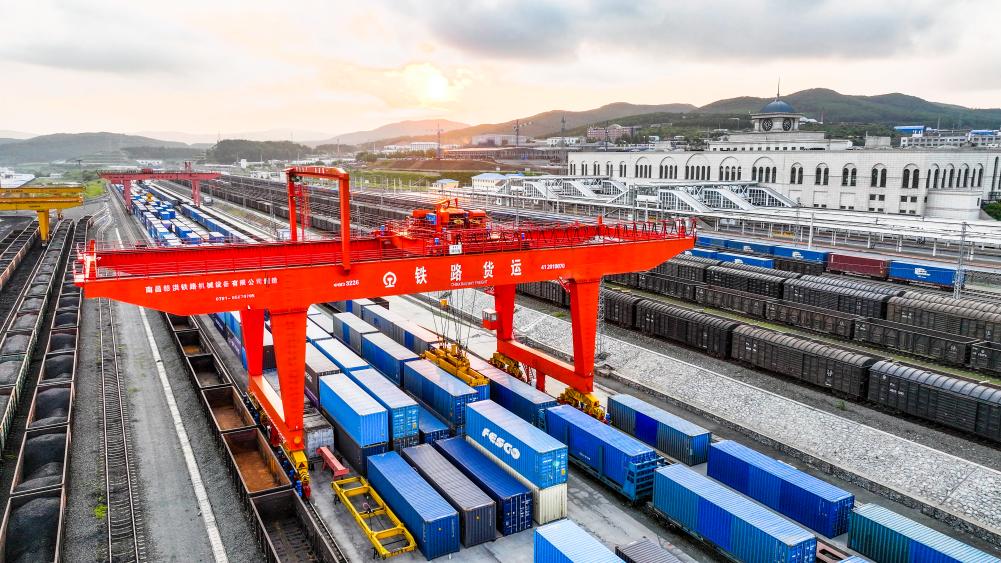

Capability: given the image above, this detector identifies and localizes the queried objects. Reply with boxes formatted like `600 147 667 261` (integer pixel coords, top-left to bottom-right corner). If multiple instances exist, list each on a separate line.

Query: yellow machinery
423 342 489 389
0 185 85 244
331 477 416 559
557 387 606 420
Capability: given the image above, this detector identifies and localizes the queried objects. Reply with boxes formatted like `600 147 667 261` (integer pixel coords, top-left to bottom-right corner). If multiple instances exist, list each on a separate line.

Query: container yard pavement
418 290 1001 548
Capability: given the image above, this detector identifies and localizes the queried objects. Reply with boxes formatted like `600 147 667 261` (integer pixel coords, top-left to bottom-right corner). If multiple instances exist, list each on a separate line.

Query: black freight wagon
636 274 701 302
783 279 889 318
801 275 905 297
730 326 875 400
694 286 767 319
653 256 719 283
886 298 1001 344
853 318 979 366
772 256 826 276
721 262 801 280
868 361 1001 443
764 300 856 339
635 301 739 358
704 266 786 299
970 342 1001 375
602 290 643 328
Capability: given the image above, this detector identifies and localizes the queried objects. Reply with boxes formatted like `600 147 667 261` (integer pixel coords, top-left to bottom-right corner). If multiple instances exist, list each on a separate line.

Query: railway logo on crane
383 271 397 288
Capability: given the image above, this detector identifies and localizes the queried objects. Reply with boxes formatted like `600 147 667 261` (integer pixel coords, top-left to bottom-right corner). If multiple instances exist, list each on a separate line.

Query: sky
2 0 1000 140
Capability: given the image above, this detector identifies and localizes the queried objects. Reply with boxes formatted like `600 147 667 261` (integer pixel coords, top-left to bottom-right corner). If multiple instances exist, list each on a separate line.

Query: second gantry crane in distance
75 165 694 492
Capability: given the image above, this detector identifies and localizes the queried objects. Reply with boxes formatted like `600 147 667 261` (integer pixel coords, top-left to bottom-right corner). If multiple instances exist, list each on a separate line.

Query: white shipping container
466 436 567 524
303 408 335 459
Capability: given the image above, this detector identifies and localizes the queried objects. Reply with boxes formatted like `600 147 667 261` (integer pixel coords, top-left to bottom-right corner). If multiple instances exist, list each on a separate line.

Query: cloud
407 0 950 61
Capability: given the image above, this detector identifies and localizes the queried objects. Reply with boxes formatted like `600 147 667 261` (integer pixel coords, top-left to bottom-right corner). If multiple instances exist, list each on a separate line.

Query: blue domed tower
752 86 803 133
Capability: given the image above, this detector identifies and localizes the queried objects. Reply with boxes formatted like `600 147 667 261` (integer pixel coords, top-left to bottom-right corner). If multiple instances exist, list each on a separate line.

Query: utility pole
436 120 442 160
953 221 967 299
513 119 521 147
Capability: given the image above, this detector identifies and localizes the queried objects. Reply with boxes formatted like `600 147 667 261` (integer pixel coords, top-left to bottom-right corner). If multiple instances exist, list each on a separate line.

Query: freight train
519 278 1001 444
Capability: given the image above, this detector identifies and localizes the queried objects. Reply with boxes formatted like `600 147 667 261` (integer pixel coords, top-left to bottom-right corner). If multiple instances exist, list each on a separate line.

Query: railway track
303 501 349 563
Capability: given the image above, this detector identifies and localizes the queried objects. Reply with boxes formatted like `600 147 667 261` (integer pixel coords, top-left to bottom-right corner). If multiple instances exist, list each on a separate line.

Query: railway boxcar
970 342 1001 375
518 281 569 307
828 253 889 279
533 519 621 563
653 256 718 283
694 286 767 319
867 361 1001 443
888 261 956 288
899 291 1001 313
764 300 856 339
731 326 876 400
783 279 889 318
886 297 1001 344
853 318 978 366
704 266 785 298
772 256 826 275
800 275 905 296
602 289 643 328
635 273 700 302
635 301 739 358
607 394 711 466
848 503 996 563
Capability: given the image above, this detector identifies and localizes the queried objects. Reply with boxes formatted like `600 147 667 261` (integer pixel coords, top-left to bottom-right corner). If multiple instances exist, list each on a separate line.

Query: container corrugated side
653 465 816 563
345 368 418 440
361 332 419 384
418 405 451 444
888 261 956 286
533 519 620 563
401 444 496 548
708 440 855 537
330 417 386 476
465 400 567 489
615 538 684 563
305 317 332 344
479 368 557 428
433 437 532 536
314 338 369 373
402 360 478 428
848 503 997 563
607 394 710 466
773 246 830 264
545 405 660 500
366 452 460 560
305 342 340 406
302 408 334 459
331 312 378 353
360 304 406 346
318 374 388 446
467 437 566 525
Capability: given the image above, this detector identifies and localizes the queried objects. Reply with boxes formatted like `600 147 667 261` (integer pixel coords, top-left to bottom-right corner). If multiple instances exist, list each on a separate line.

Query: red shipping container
827 253 889 279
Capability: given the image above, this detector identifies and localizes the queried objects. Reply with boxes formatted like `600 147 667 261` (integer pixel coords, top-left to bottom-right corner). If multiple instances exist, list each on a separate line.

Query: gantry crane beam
76 166 693 477
0 186 84 243
99 167 220 209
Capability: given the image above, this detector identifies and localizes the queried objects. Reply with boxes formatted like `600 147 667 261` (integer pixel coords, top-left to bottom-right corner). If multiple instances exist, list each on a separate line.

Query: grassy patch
93 504 107 519
83 180 106 199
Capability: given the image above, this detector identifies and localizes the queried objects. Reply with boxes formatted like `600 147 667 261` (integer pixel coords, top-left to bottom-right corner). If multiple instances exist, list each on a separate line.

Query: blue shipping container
318 374 388 446
332 312 378 354
418 405 451 444
305 317 332 344
607 394 711 466
708 440 855 537
544 405 660 501
465 400 567 489
685 248 717 259
653 465 816 563
479 368 556 428
345 368 419 440
716 252 775 269
361 332 419 385
724 239 775 255
367 452 460 560
772 245 830 264
434 437 533 536
533 519 621 563
888 261 956 287
402 360 478 428
849 503 997 563
315 338 369 373
696 235 729 249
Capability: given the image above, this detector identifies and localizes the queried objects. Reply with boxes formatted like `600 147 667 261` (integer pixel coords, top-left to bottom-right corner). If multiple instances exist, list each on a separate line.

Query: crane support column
566 277 601 392
240 308 266 378
191 179 202 207
123 179 133 210
493 284 516 341
264 308 308 449
36 211 50 244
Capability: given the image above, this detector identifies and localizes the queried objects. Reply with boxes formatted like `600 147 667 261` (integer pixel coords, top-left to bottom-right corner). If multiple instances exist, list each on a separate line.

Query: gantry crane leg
36 210 50 244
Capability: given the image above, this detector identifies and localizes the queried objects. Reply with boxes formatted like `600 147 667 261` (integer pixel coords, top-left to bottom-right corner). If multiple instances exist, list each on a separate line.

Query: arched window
933 168 940 188
569 162 575 175
737 166 742 180
871 168 879 187
582 163 589 175
790 167 797 184
963 167 969 187
850 168 857 186
902 168 910 188
771 167 777 183
842 167 850 186
994 157 1000 189
948 168 955 187
879 168 886 187
752 167 757 181
815 167 822 185
619 162 627 177
823 167 829 185
719 166 724 180
911 169 920 189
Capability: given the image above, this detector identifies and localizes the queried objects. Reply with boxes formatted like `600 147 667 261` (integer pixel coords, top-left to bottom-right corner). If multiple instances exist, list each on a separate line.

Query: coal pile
12 313 38 331
4 497 60 563
57 297 75 308
28 388 70 428
33 274 51 285
41 354 73 382
14 433 66 492
47 333 75 352
20 298 44 310
0 359 22 385
1 333 30 356
52 311 77 328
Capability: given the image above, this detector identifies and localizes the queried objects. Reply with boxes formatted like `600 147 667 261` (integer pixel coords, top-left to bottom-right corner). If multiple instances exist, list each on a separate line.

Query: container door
635 413 658 448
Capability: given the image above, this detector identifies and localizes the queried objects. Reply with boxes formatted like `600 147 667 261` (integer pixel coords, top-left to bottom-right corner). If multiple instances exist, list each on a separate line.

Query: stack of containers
402 360 478 434
319 374 388 475
544 405 661 502
304 341 340 407
360 304 439 355
434 437 533 536
607 394 711 466
533 520 621 563
315 338 369 374
305 317 332 344
477 365 556 428
401 444 496 547
345 368 419 451
361 332 420 385
653 464 816 562
848 503 996 563
708 440 855 537
418 405 451 444
367 452 460 560
331 312 378 354
465 400 568 524
334 297 374 315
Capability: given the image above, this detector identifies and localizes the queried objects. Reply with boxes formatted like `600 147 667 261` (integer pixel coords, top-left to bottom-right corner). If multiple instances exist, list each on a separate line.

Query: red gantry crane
99 162 221 209
75 166 693 492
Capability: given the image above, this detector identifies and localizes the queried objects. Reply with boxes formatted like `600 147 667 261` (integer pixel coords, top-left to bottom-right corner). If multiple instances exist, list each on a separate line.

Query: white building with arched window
567 96 1001 219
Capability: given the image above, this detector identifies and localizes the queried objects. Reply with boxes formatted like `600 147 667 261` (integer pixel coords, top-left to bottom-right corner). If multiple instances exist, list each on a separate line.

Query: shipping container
361 332 420 385
433 437 533 536
466 401 567 489
853 317 978 366
848 503 996 563
708 440 855 537
696 235 728 249
318 374 388 446
716 252 775 269
304 342 340 406
401 444 496 547
772 245 830 264
467 438 567 525
330 417 386 476
828 253 889 279
888 261 956 288
685 248 717 259
345 368 419 441
367 452 460 560
478 368 557 428
302 407 334 460
533 519 621 563
331 312 379 353
314 338 369 373
607 394 710 466
403 360 479 429
545 405 661 501
615 538 684 563
653 465 816 563
418 405 451 444
723 238 775 256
